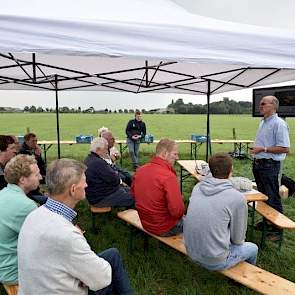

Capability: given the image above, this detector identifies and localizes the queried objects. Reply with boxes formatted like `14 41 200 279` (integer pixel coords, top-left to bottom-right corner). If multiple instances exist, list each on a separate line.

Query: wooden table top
177 160 268 202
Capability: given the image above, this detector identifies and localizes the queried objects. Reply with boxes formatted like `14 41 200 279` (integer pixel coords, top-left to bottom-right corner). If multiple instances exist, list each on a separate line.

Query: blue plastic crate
140 134 154 143
191 134 207 142
17 135 24 145
75 135 93 144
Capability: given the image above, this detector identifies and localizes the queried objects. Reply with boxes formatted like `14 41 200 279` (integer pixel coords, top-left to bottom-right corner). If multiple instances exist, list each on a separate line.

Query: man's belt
254 158 280 165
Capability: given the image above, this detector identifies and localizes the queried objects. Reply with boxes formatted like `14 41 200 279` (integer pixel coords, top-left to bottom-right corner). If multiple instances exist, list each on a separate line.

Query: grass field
0 113 294 294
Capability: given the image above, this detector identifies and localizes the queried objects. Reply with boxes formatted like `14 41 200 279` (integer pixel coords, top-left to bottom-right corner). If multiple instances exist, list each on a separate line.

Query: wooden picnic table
177 160 267 203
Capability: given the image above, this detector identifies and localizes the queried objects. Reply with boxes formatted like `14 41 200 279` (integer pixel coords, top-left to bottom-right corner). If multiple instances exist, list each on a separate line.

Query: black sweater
84 152 120 205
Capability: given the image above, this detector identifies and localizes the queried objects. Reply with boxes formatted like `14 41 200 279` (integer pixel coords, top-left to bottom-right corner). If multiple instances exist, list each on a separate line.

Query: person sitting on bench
0 155 39 288
100 130 132 187
184 152 258 271
84 137 134 208
131 138 184 236
18 158 133 295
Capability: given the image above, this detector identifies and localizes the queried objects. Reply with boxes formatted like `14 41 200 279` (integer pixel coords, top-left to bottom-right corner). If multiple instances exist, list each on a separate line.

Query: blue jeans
200 242 258 271
93 186 134 208
159 218 184 237
127 139 140 168
253 160 282 212
88 248 133 295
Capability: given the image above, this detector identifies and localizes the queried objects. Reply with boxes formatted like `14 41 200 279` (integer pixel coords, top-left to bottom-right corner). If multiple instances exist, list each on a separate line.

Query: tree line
168 98 252 114
1 97 252 114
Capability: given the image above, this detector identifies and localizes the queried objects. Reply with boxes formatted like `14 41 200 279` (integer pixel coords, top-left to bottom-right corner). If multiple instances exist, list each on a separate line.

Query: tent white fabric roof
1 0 295 94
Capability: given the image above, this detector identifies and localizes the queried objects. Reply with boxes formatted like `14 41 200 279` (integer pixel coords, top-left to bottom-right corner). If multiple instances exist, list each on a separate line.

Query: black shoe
254 221 273 231
266 232 281 242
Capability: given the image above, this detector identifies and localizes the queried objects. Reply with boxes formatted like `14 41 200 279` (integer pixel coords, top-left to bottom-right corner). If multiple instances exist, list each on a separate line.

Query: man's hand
34 146 42 156
132 135 140 140
250 146 264 155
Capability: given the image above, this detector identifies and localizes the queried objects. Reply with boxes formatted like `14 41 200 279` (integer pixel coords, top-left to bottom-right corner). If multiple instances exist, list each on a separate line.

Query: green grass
0 113 295 294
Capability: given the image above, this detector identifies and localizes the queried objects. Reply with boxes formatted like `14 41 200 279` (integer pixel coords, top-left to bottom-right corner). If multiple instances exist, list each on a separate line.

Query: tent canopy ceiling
1 0 295 94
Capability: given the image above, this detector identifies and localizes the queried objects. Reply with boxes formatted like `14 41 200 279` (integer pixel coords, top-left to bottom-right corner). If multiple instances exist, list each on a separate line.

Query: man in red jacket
131 138 184 236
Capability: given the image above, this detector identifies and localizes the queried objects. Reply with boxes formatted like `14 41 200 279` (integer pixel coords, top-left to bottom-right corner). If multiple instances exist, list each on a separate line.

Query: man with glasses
251 95 290 241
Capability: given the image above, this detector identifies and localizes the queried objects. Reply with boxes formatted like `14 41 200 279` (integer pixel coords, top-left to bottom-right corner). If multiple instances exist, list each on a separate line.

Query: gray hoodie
184 174 248 266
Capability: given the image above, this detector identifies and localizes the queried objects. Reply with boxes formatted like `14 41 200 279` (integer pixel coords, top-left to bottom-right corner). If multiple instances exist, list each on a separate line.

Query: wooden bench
117 209 295 295
249 201 295 248
3 284 18 295
89 206 111 233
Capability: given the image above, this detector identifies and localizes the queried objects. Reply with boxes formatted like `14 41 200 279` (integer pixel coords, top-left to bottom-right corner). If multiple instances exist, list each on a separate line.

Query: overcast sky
0 88 254 110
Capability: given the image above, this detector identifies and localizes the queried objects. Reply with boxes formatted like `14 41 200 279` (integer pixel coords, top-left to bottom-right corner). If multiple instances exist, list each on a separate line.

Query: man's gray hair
46 158 86 196
264 95 279 111
270 96 279 111
90 137 108 152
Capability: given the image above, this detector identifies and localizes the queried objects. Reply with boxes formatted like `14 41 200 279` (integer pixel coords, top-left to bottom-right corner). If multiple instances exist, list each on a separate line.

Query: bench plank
118 209 295 295
249 201 295 230
117 209 186 254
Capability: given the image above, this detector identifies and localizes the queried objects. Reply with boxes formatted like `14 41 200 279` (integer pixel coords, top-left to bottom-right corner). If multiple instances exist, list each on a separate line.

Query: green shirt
0 184 37 284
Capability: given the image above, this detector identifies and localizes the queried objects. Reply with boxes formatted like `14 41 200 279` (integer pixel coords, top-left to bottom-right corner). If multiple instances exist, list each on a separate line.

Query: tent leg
206 81 211 162
55 75 61 159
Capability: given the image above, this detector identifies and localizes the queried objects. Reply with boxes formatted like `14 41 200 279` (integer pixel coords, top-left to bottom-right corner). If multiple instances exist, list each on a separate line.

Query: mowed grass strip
0 113 294 294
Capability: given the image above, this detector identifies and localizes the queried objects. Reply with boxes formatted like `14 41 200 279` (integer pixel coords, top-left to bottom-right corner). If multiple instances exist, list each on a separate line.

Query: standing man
252 96 290 239
184 153 258 271
18 158 132 295
0 155 39 289
131 139 184 236
19 133 46 179
125 111 146 170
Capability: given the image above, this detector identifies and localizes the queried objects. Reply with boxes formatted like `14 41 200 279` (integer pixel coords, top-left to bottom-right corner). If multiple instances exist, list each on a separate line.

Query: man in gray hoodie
184 153 258 271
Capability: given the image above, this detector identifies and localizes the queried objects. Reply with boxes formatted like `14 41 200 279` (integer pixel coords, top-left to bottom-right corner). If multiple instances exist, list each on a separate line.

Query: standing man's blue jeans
200 242 258 271
253 159 282 212
127 138 140 169
88 248 133 295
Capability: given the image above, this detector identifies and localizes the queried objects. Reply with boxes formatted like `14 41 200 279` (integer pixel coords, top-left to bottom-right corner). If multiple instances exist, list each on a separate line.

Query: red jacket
131 156 184 235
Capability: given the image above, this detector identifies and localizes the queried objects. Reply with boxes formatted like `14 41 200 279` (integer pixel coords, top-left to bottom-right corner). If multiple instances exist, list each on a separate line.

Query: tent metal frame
0 52 283 160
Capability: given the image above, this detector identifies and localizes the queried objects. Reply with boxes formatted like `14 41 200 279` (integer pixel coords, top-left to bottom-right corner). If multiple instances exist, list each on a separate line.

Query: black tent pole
206 80 211 162
55 75 61 159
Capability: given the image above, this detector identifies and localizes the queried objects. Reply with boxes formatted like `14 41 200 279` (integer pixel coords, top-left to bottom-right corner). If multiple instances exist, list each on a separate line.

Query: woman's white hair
90 137 108 152
98 126 109 137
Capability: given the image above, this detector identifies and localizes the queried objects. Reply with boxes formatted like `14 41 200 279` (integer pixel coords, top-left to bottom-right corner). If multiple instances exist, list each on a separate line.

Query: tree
24 106 29 112
37 106 44 113
129 109 134 113
118 109 123 113
124 109 128 113
29 105 37 113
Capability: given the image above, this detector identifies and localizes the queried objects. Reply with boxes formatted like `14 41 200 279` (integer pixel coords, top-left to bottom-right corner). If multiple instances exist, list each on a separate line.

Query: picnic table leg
248 201 255 241
119 143 123 167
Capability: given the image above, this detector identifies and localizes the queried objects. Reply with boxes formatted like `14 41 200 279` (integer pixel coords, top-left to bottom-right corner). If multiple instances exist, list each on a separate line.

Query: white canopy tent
1 0 295 159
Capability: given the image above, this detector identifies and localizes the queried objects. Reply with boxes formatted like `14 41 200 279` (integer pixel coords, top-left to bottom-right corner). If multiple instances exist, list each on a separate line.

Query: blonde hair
4 154 36 184
156 138 176 155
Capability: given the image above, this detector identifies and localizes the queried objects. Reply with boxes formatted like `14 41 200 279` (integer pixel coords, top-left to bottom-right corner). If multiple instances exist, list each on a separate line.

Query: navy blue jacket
84 152 120 205
125 119 146 140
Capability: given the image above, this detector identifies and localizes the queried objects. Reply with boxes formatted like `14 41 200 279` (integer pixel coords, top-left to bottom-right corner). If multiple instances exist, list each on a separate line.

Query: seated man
131 138 184 236
184 153 258 271
101 130 132 187
19 132 46 179
85 137 134 208
0 135 17 190
0 155 39 287
18 158 132 295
